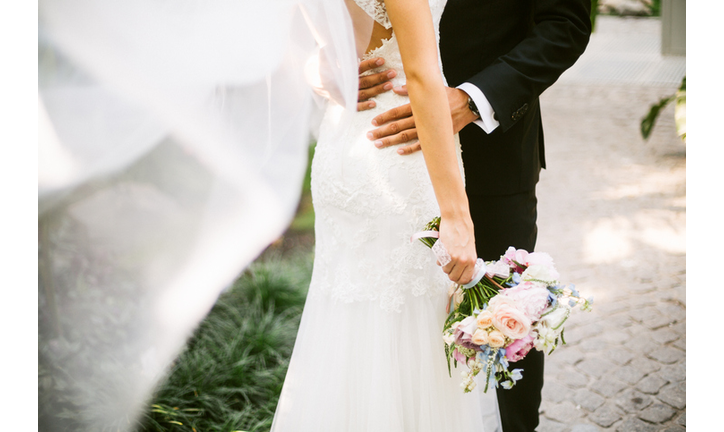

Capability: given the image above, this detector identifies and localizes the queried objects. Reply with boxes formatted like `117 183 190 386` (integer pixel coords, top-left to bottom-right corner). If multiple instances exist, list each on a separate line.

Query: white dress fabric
271 0 499 431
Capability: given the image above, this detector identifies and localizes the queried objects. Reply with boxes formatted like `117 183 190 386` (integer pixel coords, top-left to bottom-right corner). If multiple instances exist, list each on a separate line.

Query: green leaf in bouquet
445 344 453 377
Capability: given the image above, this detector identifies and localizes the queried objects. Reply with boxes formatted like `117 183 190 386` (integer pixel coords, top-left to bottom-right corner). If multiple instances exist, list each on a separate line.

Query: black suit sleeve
466 0 592 131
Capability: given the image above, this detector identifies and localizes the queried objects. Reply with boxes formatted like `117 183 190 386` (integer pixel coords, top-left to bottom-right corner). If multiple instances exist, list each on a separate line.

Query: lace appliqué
353 0 392 29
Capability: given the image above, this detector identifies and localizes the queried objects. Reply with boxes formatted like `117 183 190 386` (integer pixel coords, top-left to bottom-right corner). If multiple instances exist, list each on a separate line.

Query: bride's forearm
386 0 476 284
405 77 470 219
384 0 470 220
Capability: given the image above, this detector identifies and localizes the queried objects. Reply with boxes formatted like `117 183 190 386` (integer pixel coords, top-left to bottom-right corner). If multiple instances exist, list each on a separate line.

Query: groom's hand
357 57 397 111
368 87 479 155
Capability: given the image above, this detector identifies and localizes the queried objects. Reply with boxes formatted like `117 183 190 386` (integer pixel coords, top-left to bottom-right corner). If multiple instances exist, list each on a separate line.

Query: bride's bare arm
384 0 476 285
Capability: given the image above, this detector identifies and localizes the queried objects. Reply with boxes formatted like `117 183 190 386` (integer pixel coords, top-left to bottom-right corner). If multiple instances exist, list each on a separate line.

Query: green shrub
140 252 313 432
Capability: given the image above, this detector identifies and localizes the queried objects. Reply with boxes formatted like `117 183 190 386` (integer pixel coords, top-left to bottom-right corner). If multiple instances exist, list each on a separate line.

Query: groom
358 0 592 431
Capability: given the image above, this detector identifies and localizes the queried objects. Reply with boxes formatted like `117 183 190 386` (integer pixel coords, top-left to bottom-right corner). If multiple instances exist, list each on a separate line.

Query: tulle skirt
270 286 500 432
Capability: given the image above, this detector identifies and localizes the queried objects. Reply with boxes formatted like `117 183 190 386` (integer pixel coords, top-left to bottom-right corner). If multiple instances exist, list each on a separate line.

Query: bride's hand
438 215 477 285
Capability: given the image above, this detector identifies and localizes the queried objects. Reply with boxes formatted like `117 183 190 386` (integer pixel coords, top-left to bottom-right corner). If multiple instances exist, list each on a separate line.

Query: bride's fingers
443 254 476 284
459 265 475 286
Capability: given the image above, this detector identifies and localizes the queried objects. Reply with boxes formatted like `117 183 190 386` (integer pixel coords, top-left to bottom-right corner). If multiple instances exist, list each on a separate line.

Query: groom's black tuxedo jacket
439 0 591 196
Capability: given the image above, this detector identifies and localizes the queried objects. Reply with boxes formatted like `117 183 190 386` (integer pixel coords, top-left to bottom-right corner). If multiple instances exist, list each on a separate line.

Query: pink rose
503 281 550 320
506 334 535 362
489 296 531 340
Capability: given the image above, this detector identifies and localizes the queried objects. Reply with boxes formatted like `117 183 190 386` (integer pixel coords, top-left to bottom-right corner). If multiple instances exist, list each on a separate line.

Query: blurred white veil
38 0 367 430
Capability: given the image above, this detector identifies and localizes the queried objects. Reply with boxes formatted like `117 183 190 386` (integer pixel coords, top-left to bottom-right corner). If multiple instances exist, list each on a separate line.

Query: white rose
533 325 558 352
521 264 559 284
525 252 554 267
540 305 571 331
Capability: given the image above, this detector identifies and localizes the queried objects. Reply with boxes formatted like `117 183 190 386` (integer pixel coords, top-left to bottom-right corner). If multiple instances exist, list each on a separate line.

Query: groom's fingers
357 80 392 107
357 58 397 112
368 117 418 147
371 103 413 127
358 57 384 75
357 74 396 111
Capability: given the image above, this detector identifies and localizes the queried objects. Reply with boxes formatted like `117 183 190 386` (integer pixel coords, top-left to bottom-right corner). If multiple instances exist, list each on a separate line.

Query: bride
271 0 497 430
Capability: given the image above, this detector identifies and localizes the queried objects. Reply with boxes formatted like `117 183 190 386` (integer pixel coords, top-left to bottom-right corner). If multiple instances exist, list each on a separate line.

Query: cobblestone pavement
533 16 686 431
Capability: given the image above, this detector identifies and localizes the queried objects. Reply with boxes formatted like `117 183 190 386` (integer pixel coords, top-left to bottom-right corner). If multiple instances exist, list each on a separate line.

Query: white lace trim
353 0 392 29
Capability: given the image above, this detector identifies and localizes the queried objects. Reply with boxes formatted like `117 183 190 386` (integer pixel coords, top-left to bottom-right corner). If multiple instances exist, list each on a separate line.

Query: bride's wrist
439 199 471 221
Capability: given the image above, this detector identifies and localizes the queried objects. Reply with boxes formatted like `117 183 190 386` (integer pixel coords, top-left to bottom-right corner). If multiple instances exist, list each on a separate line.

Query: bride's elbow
404 71 443 97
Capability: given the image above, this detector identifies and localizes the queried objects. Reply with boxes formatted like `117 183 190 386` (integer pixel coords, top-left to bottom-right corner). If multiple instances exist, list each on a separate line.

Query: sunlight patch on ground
583 216 634 264
634 209 686 254
583 208 685 264
592 165 685 201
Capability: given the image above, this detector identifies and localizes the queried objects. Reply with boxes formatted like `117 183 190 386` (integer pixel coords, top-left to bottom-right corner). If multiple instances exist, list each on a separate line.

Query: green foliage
289 143 316 233
641 76 686 141
139 253 313 432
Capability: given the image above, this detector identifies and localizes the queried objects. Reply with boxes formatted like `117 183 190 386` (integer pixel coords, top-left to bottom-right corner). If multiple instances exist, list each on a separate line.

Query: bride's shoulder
352 0 392 30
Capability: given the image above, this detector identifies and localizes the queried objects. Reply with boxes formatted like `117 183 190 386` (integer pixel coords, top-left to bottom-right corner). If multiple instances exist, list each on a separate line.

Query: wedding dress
271 0 499 430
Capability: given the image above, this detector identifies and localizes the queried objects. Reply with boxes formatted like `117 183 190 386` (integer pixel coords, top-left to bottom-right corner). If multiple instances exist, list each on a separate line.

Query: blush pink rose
488 296 531 340
504 281 550 320
476 310 494 328
472 329 490 345
488 330 506 348
505 334 535 362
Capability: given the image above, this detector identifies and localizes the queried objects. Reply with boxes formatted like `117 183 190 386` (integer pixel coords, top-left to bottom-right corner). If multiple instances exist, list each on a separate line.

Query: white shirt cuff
457 82 500 134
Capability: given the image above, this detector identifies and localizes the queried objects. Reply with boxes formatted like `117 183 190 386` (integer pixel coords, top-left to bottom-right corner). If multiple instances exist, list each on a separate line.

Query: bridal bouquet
416 217 593 393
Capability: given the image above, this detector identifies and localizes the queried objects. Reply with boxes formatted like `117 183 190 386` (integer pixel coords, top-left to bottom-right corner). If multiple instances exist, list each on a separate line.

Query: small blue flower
512 273 521 285
488 373 498 389
501 380 513 390
548 292 558 307
511 368 523 381
498 348 506 358
569 284 580 297
569 299 578 308
498 356 509 370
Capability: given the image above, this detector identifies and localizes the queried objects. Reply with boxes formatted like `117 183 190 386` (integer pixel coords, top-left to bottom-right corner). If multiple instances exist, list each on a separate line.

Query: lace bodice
353 0 447 31
355 0 448 90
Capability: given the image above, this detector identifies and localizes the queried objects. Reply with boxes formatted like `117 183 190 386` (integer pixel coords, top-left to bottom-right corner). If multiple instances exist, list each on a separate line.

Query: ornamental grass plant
140 250 313 432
